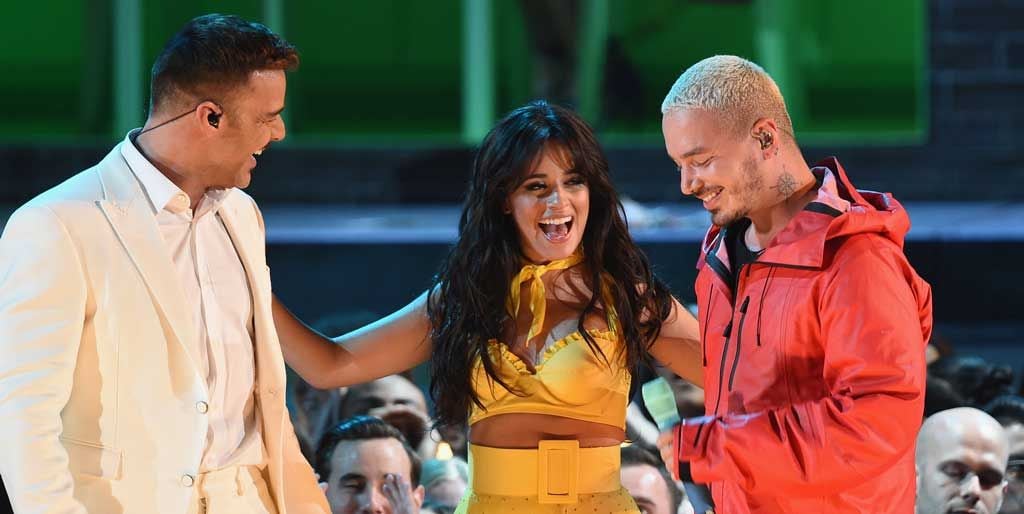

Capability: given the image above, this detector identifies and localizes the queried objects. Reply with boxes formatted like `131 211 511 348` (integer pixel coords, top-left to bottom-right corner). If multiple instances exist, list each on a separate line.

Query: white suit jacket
0 144 329 514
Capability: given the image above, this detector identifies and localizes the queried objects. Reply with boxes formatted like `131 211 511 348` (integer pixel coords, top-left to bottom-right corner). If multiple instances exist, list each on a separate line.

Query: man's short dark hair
621 444 682 512
149 13 299 113
315 415 422 486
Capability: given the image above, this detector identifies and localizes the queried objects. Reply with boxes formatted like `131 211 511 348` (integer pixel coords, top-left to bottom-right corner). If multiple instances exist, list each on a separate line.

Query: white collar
120 129 232 216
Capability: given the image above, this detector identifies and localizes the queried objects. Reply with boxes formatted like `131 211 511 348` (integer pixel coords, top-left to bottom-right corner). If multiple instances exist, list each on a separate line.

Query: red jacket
675 158 933 513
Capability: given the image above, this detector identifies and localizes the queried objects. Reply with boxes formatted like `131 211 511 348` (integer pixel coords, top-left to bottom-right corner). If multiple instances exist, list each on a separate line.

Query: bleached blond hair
661 55 794 140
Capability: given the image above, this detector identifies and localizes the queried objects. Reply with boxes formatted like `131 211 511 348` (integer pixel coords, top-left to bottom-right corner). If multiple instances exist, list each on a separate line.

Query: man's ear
196 100 223 132
412 484 425 508
749 117 779 157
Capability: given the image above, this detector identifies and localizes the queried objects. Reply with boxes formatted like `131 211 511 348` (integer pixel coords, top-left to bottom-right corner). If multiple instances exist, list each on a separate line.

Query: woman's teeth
539 216 573 241
539 216 572 225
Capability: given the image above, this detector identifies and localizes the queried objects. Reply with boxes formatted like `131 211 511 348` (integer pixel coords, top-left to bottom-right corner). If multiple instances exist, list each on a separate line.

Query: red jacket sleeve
676 238 931 497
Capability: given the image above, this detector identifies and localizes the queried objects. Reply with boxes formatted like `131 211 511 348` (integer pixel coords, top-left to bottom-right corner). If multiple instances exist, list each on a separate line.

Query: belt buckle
537 440 579 504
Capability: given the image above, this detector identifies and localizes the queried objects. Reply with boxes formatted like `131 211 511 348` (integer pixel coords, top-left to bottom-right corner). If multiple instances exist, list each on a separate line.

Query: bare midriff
469 413 625 449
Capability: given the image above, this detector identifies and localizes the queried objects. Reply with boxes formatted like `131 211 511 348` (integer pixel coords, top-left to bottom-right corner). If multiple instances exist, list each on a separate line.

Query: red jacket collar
697 157 910 271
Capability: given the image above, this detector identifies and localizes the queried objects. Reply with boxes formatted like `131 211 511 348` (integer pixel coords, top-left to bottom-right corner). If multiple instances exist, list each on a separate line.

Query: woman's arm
272 291 433 389
647 297 704 385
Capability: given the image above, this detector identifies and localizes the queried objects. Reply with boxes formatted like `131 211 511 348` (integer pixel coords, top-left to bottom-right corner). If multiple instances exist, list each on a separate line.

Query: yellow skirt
454 442 640 514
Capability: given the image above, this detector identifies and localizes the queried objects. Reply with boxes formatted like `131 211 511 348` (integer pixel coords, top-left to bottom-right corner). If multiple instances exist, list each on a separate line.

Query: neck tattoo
771 171 799 198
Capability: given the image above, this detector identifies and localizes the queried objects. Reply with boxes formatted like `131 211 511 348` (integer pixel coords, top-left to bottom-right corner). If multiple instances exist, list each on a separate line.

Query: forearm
272 291 433 389
649 297 704 385
271 295 347 388
649 335 703 385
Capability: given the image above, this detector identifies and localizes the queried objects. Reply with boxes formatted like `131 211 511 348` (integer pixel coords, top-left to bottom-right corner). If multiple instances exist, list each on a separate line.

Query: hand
656 426 679 481
382 473 418 514
315 472 327 494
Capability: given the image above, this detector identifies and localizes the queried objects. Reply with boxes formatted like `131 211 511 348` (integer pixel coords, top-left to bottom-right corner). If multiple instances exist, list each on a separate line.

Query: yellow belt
467 441 621 504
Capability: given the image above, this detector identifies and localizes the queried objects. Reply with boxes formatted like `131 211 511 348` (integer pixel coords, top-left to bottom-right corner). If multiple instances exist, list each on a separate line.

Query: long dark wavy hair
427 100 674 428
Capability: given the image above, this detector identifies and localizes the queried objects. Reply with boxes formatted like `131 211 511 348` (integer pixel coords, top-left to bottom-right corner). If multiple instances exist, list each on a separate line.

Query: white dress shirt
121 131 264 471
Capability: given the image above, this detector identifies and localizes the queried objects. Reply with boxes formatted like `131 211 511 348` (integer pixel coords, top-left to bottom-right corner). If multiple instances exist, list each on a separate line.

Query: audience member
925 375 969 418
930 355 1015 408
339 374 437 459
419 458 469 514
916 407 1009 514
315 416 424 514
621 444 689 514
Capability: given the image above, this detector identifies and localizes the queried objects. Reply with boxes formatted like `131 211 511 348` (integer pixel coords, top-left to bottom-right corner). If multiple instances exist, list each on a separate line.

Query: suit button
196 401 209 414
180 474 195 487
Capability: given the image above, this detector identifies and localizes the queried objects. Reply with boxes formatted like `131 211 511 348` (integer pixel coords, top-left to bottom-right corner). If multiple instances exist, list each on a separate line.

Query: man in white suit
0 14 329 514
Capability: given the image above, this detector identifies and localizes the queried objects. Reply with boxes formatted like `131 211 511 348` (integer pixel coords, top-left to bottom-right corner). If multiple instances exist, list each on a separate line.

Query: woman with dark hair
274 100 702 512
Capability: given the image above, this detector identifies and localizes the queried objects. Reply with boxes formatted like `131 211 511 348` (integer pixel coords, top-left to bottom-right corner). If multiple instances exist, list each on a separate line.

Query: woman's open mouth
539 215 573 243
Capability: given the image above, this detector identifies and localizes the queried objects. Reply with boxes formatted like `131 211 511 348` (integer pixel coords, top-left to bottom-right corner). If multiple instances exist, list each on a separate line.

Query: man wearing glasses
916 407 1010 514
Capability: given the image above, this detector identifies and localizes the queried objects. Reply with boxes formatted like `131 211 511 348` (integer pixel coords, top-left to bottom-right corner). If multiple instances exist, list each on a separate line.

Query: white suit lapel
218 198 287 449
218 201 285 389
95 146 205 380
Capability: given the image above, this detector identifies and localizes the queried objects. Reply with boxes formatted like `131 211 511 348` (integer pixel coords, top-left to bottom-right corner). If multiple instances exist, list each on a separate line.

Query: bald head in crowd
916 407 1009 514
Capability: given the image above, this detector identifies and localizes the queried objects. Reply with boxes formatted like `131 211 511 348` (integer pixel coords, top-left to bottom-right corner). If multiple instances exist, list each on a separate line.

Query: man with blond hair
655 55 933 513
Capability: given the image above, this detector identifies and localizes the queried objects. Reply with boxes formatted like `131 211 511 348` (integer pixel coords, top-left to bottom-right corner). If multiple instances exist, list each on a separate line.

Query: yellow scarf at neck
506 251 584 344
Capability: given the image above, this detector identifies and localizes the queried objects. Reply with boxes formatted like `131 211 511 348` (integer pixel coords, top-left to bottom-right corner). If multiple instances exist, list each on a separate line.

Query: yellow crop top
468 252 631 430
